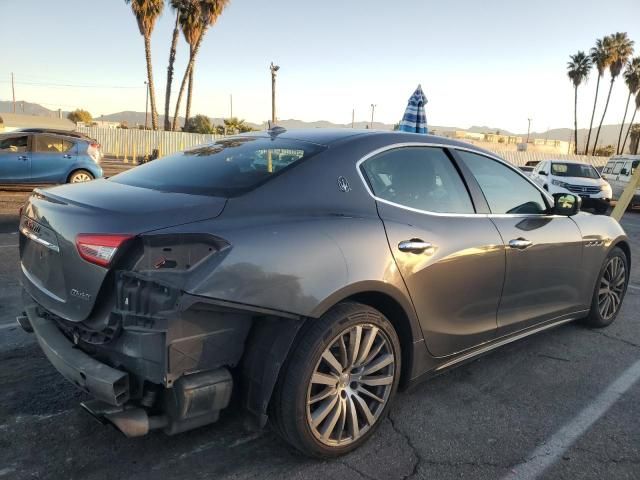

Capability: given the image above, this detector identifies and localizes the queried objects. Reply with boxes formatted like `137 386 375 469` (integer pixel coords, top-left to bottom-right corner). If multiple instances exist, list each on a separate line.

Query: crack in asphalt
586 329 640 350
339 461 378 480
386 414 420 479
386 413 516 478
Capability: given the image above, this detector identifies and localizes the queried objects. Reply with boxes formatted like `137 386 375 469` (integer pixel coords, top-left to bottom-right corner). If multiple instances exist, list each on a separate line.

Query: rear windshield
110 137 326 196
551 162 599 179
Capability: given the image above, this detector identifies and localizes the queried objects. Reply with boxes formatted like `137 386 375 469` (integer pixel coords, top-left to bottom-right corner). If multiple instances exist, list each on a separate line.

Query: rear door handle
398 239 434 254
18 155 28 161
508 238 533 250
63 154 72 159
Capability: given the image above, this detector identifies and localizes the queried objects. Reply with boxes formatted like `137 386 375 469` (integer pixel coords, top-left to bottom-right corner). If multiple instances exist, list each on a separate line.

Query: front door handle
17 155 28 161
398 239 434 254
63 154 72 159
509 238 533 250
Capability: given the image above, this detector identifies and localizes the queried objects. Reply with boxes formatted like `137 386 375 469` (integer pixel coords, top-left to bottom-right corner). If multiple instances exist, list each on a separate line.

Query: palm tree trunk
172 36 203 131
573 85 579 154
616 92 632 154
143 34 159 130
164 13 180 131
585 74 601 155
621 107 637 154
591 78 615 155
185 45 194 124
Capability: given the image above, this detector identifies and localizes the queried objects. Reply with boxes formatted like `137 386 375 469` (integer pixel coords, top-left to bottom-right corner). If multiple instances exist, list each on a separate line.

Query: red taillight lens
76 234 133 267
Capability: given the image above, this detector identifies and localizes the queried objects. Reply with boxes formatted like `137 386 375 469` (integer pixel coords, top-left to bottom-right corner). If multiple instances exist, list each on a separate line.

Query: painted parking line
0 323 17 331
629 284 640 291
0 244 18 249
504 358 640 480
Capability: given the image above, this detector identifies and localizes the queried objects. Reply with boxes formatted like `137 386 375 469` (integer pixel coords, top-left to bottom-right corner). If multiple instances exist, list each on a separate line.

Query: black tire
271 302 401 458
581 247 629 328
68 169 94 183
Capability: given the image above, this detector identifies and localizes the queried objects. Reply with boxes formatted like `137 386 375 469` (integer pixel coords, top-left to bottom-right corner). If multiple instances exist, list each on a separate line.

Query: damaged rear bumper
24 304 130 406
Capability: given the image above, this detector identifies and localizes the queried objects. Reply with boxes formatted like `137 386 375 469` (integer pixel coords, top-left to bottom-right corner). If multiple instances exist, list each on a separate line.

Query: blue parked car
0 129 103 184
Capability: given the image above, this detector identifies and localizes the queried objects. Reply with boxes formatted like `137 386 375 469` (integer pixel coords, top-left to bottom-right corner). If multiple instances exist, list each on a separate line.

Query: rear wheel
271 302 401 458
68 169 94 183
581 247 629 328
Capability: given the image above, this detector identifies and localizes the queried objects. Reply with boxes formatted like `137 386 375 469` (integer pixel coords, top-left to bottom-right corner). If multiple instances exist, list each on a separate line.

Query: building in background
437 129 572 155
0 113 75 133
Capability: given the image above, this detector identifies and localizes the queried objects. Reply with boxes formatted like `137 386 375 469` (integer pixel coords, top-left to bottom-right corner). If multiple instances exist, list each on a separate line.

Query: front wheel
581 247 629 328
68 169 94 183
271 302 401 458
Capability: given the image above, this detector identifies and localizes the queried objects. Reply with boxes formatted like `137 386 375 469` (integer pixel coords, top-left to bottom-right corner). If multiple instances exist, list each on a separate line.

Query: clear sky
1 0 639 133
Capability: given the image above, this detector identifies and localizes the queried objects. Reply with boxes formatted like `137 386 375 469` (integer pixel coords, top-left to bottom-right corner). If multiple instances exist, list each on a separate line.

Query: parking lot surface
1 210 639 480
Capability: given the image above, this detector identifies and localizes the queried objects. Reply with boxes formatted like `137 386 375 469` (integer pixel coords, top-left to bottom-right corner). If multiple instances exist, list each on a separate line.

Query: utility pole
526 118 532 143
270 62 280 125
352 108 355 128
370 104 377 129
144 81 149 130
11 73 16 113
230 94 233 119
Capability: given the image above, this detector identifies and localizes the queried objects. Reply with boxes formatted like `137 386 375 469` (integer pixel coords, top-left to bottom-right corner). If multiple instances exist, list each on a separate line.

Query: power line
0 79 144 89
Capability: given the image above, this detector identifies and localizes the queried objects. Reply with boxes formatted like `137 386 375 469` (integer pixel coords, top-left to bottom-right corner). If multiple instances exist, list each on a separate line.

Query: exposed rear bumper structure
24 304 130 406
21 279 241 437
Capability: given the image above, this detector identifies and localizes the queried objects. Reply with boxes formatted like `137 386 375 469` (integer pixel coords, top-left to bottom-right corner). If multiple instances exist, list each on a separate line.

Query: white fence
487 148 608 167
77 126 221 159
76 126 610 167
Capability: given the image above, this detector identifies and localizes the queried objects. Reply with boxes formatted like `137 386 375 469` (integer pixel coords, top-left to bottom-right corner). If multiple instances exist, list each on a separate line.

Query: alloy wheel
72 173 92 183
306 324 396 447
598 256 626 320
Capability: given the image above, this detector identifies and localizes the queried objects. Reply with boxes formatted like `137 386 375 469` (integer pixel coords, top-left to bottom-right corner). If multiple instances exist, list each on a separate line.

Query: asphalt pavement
1 212 639 480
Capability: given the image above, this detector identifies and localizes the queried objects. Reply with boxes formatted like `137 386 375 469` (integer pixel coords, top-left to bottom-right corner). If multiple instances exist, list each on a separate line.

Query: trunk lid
19 179 226 322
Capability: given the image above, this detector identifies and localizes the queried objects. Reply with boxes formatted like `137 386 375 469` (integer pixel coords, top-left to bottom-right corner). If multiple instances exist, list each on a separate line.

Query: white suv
530 160 612 214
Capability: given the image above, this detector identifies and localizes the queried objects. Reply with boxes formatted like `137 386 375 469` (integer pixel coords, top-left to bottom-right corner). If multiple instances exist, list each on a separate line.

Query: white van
530 160 612 213
601 155 640 209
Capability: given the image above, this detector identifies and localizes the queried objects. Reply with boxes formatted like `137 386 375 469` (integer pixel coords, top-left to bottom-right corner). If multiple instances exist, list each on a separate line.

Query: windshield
110 137 326 196
551 162 599 179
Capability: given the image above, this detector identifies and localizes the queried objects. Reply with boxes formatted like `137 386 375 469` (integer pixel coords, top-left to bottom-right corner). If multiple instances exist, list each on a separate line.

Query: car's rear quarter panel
571 212 630 307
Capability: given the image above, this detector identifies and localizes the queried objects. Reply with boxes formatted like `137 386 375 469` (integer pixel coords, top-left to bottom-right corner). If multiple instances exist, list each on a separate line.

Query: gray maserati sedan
18 128 630 457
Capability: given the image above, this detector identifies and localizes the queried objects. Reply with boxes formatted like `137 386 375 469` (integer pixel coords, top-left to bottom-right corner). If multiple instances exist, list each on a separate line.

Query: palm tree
125 0 164 130
621 91 640 154
172 0 230 131
586 39 609 154
567 52 592 154
223 117 254 134
617 57 640 153
592 32 635 155
163 0 189 131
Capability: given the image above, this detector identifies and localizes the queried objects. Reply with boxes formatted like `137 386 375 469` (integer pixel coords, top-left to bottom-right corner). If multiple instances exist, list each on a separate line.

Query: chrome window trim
355 142 555 219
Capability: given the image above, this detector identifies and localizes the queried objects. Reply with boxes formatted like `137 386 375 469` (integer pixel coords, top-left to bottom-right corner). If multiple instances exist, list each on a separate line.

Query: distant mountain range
1 100 633 148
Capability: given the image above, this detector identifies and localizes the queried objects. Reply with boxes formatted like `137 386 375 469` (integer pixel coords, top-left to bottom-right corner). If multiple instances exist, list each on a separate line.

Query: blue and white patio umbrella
398 84 428 134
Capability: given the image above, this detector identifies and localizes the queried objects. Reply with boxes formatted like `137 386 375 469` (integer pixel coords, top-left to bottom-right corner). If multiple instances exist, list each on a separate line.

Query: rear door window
360 147 474 214
612 162 623 174
456 150 548 214
110 137 326 196
0 135 28 153
34 135 74 153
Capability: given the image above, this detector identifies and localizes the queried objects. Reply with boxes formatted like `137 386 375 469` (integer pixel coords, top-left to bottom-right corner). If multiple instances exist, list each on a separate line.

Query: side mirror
539 171 547 176
620 168 628 176
552 193 581 216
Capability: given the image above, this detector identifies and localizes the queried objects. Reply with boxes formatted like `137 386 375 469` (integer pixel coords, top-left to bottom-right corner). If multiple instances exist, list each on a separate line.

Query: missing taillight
76 234 133 267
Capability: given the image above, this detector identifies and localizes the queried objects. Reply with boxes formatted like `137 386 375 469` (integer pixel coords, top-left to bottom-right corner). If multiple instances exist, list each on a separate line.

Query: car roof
13 128 93 141
546 159 595 165
234 127 495 152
